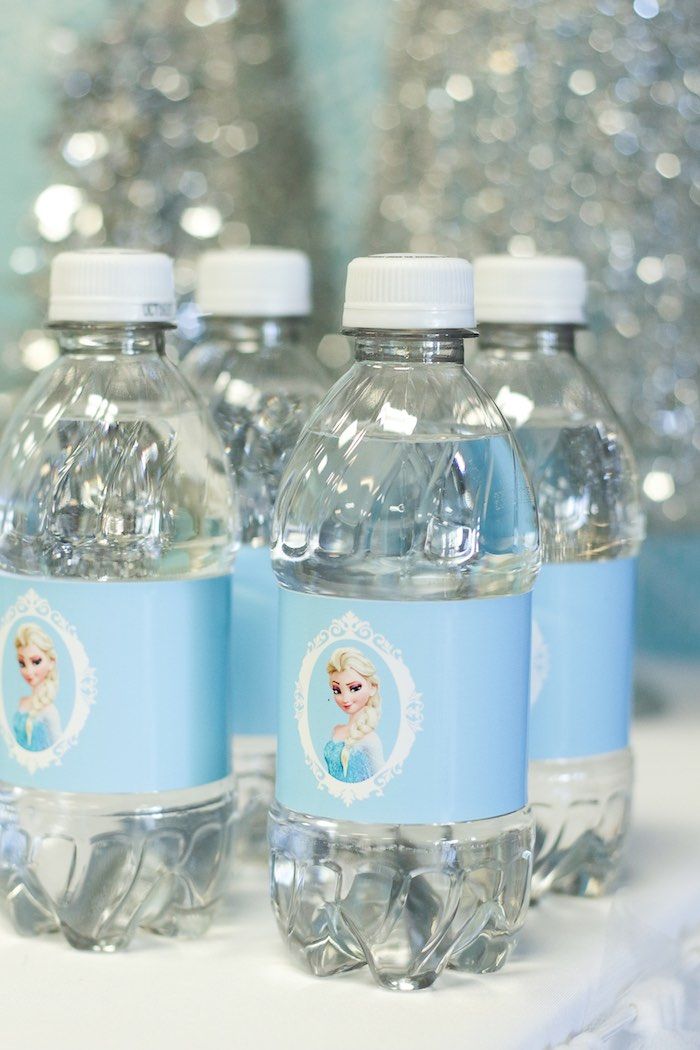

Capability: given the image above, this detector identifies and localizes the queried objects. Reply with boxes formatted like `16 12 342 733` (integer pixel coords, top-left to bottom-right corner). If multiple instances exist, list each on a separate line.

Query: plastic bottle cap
196 247 311 318
474 255 587 325
342 253 475 331
48 249 175 325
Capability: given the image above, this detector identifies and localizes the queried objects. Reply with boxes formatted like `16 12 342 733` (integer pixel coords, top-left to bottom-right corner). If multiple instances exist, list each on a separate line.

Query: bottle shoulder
203 347 328 538
8 351 208 420
186 339 329 402
181 339 230 393
295 360 514 447
470 349 630 434
0 353 238 580
469 351 645 559
272 361 539 601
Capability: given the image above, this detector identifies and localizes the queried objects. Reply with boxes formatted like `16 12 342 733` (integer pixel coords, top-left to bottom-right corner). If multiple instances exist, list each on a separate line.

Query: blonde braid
15 623 58 715
326 647 382 775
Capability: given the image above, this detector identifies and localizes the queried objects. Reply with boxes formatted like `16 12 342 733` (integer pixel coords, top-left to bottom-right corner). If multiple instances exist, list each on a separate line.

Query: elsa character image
12 623 61 752
324 647 385 784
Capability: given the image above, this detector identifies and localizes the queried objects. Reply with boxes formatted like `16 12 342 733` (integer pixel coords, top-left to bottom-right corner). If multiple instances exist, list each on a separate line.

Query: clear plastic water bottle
269 254 539 990
470 255 645 899
184 248 328 860
0 250 238 950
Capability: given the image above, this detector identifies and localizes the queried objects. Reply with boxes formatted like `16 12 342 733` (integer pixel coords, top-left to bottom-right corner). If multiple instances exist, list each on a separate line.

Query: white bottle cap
342 254 475 331
48 249 176 325
474 255 587 325
196 247 311 318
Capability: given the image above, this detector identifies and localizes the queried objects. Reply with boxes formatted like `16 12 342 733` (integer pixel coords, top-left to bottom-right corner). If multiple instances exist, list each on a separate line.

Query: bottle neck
201 316 307 357
477 323 577 356
352 330 474 364
54 323 169 357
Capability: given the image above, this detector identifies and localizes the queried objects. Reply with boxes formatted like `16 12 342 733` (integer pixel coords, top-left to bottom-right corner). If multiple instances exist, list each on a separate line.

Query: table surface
3 661 700 1050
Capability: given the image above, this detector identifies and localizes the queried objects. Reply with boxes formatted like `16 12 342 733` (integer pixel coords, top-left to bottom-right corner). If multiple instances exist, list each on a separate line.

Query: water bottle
470 255 645 899
269 254 539 990
0 250 238 949
184 248 327 860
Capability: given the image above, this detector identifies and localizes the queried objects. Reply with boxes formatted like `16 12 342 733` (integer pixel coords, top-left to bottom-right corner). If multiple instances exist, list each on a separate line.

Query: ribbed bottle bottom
529 748 633 901
0 777 235 951
232 736 276 863
269 801 534 991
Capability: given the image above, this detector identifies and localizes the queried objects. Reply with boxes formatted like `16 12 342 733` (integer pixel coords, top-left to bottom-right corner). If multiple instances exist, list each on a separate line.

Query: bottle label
276 589 531 824
530 558 637 761
231 545 278 736
0 573 231 793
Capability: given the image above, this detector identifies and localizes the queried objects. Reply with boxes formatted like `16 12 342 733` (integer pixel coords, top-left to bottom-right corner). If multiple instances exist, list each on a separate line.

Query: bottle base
529 748 633 901
0 778 235 951
232 736 276 863
268 802 534 991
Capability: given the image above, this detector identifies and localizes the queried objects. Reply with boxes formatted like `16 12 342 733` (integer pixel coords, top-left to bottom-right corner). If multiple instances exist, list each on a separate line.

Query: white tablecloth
3 660 700 1050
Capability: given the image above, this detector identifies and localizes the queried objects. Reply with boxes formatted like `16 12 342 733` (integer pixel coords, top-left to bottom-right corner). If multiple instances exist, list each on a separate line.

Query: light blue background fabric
276 588 531 825
530 559 637 761
0 574 230 792
231 545 277 735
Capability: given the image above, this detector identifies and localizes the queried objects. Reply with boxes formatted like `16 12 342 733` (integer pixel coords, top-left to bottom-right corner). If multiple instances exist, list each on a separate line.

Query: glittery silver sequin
368 0 700 529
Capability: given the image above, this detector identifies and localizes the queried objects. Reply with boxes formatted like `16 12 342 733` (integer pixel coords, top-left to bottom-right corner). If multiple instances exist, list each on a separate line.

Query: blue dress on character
324 741 373 782
324 733 384 784
13 711 52 752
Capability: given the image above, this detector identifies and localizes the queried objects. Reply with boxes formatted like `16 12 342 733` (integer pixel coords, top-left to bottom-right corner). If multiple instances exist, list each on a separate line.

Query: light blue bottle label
0 574 231 793
276 589 531 824
231 545 277 735
530 558 637 761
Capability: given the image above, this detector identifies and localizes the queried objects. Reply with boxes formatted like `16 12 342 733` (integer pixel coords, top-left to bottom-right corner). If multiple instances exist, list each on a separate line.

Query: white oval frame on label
294 610 423 806
0 589 97 774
